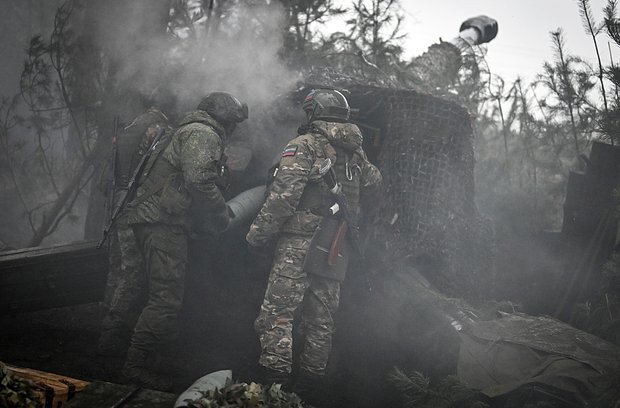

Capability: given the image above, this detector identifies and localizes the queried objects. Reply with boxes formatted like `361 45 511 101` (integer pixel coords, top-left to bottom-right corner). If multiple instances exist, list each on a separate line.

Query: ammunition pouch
159 173 191 216
215 154 230 191
304 217 349 282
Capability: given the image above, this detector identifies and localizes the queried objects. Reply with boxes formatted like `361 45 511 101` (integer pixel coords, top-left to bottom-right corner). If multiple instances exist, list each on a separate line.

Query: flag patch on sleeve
282 145 298 157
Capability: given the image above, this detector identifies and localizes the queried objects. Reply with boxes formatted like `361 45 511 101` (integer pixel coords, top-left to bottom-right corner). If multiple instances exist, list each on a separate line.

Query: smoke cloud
93 0 305 179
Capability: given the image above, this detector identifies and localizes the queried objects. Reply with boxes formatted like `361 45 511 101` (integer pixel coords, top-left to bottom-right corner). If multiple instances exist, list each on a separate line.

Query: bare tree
278 0 346 63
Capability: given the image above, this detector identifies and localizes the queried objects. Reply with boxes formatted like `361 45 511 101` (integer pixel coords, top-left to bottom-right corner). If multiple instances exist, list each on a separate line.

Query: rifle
319 159 372 292
97 127 166 248
105 116 119 225
318 159 363 262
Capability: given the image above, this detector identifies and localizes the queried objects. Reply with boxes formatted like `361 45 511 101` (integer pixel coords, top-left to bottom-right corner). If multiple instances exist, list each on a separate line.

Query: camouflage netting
346 86 495 301
0 363 41 408
289 68 496 300
291 74 495 300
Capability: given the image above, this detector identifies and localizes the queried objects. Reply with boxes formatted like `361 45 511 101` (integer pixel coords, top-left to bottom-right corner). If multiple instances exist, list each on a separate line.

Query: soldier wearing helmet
98 107 171 358
246 88 382 400
122 92 248 390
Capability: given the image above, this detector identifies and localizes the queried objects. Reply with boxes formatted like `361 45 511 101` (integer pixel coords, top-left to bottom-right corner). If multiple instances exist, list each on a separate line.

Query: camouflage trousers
102 213 145 334
254 234 341 375
130 223 188 351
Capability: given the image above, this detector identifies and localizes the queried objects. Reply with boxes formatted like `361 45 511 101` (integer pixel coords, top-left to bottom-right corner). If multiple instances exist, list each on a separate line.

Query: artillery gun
2 15 620 408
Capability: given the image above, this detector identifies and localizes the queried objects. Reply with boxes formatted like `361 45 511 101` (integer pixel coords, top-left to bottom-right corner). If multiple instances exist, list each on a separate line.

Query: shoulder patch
282 145 298 157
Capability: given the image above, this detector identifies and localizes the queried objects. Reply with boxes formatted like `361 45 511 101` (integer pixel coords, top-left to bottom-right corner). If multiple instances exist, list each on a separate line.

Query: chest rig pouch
158 172 191 215
215 152 230 192
303 145 362 282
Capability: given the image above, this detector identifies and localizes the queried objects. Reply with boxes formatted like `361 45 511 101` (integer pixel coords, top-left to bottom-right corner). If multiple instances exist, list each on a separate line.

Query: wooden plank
6 365 90 408
65 381 177 408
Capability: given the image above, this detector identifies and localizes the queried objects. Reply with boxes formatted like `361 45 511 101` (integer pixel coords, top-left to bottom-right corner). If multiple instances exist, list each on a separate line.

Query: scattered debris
184 379 304 408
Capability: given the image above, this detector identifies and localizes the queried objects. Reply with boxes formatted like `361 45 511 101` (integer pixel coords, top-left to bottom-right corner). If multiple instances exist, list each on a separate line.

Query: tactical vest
128 123 229 227
297 134 362 225
139 132 188 211
125 130 192 227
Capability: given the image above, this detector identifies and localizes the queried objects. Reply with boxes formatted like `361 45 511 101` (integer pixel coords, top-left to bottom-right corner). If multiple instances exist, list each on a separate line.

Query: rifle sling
129 135 173 207
130 177 170 207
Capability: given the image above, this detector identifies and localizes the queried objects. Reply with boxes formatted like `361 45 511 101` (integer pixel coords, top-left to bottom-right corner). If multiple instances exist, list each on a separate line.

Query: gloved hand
459 15 498 44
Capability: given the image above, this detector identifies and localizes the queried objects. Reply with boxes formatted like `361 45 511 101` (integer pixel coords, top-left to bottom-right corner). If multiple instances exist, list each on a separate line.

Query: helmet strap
307 101 319 125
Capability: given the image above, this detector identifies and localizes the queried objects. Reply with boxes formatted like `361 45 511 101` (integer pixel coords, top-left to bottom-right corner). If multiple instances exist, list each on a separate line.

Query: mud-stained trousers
254 234 341 375
130 223 188 352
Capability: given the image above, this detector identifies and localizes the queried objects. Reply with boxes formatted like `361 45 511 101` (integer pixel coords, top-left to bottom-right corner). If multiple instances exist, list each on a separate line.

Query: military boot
97 327 130 357
122 347 172 391
292 369 324 406
256 365 291 390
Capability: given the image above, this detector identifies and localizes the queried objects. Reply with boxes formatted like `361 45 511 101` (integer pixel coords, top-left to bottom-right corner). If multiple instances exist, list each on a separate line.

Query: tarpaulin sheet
457 313 620 402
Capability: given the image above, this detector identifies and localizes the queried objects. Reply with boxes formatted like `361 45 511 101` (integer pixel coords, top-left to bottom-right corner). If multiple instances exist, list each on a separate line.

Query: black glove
459 15 498 44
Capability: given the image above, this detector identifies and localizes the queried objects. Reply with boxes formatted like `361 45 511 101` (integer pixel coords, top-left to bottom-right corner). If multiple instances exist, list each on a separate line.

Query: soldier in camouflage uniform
246 89 382 396
123 92 248 390
99 107 171 356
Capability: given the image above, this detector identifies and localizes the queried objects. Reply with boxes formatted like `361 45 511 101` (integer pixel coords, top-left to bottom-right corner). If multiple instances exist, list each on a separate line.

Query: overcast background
330 0 614 86
409 0 613 84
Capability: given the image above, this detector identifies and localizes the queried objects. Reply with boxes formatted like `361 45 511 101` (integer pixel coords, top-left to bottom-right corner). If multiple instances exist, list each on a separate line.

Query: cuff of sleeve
246 230 269 248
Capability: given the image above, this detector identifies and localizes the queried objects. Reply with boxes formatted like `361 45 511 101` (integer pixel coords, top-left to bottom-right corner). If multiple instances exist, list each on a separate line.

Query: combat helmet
197 92 249 125
302 88 350 122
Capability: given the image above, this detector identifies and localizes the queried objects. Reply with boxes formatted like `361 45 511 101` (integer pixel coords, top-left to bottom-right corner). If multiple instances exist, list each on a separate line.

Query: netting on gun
349 87 495 301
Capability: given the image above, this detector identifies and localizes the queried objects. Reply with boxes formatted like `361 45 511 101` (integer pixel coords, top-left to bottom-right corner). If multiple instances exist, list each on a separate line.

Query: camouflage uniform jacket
127 110 229 233
246 120 382 247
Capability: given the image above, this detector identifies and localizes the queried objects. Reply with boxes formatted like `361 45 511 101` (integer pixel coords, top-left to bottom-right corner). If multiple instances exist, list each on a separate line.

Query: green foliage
573 251 620 345
313 0 407 86
346 0 405 65
0 363 42 408
475 24 603 234
538 29 598 156
185 379 304 408
390 368 489 408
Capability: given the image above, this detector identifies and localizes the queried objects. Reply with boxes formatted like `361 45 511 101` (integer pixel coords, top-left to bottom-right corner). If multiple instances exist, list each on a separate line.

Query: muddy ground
0 238 268 394
2 226 617 408
0 235 384 407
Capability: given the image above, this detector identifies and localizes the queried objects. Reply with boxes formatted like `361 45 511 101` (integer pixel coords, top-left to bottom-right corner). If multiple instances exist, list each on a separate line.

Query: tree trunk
74 0 172 239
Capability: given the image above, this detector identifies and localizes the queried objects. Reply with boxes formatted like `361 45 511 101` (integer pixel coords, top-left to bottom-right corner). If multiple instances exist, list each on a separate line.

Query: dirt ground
0 238 267 394
3 228 618 408
0 234 393 407
0 300 262 392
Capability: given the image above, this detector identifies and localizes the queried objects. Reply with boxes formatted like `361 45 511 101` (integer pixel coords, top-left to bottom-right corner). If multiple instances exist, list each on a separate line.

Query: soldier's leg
131 223 187 349
103 226 122 305
102 189 130 305
123 223 187 390
254 236 310 375
109 223 145 326
293 274 340 403
99 217 145 355
299 274 341 375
